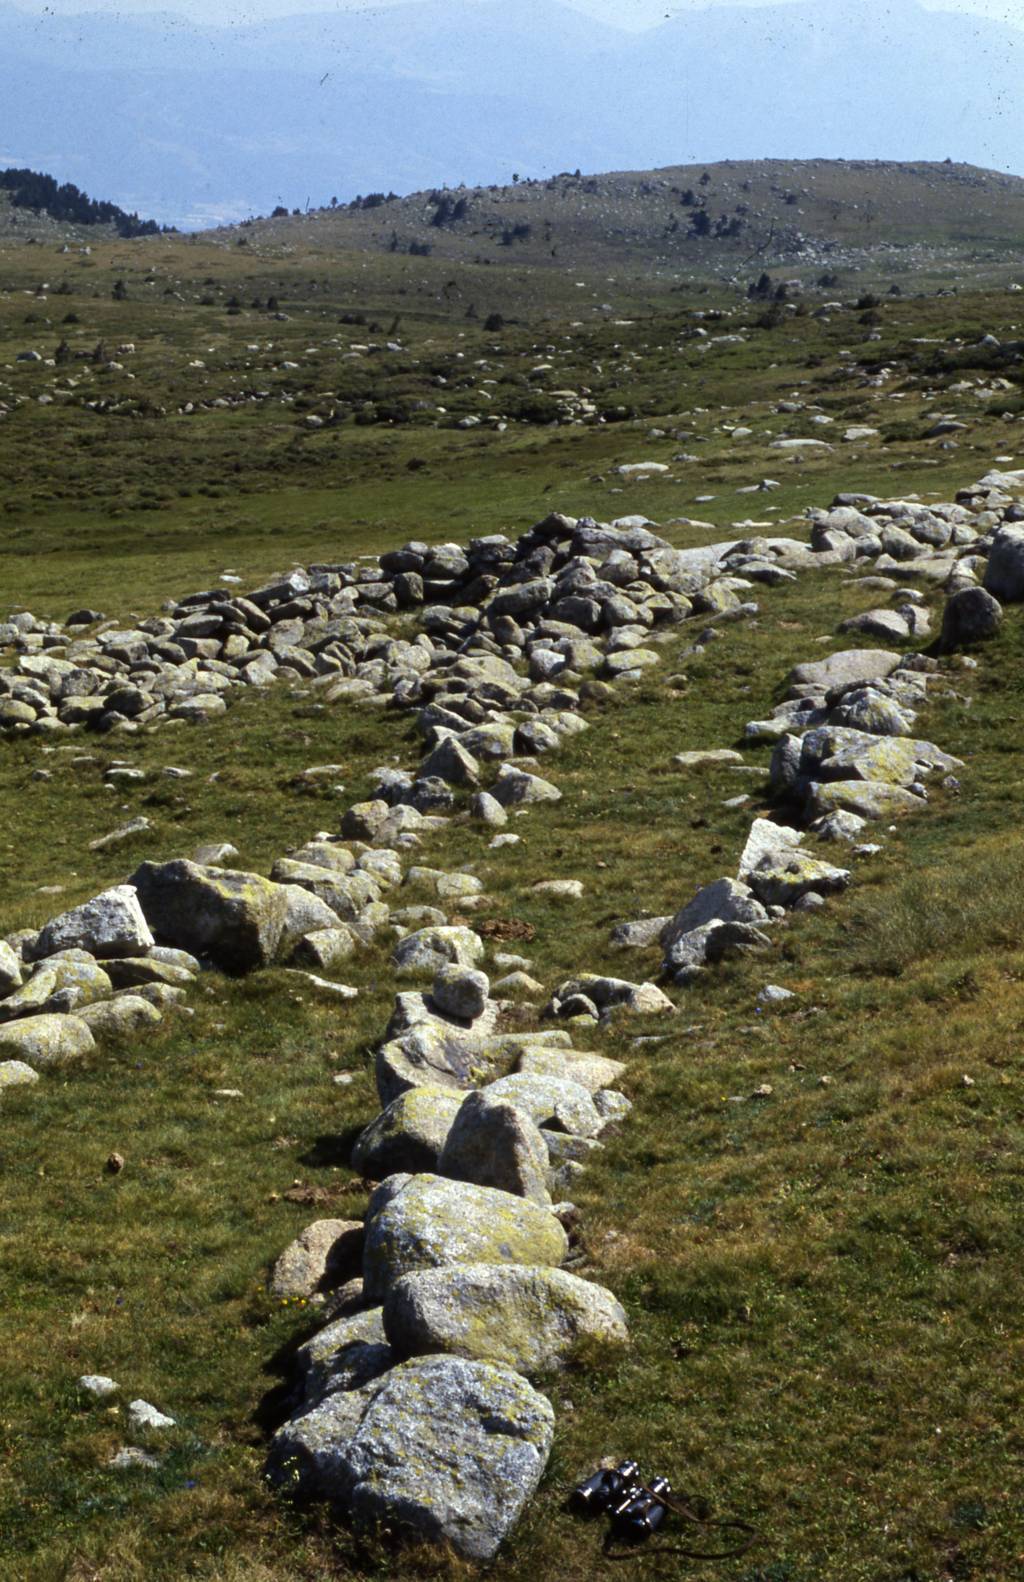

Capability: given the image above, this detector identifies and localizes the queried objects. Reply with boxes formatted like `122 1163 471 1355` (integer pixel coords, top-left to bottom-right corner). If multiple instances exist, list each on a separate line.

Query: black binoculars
571 1461 673 1543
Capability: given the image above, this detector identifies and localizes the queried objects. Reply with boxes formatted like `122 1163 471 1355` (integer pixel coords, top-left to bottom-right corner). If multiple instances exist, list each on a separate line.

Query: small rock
78 1374 119 1398
271 1219 363 1299
0 1060 39 1090
532 879 584 900
127 1399 175 1431
109 1447 161 1470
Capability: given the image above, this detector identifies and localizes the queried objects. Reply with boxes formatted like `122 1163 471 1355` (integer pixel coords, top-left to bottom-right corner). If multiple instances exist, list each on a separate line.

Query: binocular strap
602 1483 758 1563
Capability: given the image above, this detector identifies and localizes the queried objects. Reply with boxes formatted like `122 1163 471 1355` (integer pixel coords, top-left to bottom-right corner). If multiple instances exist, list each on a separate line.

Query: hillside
3 0 1024 228
0 178 161 248
228 157 1024 286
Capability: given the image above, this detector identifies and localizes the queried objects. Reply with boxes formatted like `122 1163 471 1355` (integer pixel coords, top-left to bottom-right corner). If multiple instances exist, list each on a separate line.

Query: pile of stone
0 884 188 1072
0 835 407 1075
0 513 817 739
3 468 1018 750
807 469 1024 608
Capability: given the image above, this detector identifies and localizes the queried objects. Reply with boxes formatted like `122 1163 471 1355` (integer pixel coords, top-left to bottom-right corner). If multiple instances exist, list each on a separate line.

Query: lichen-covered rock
290 927 356 971
271 1219 364 1299
0 941 23 996
482 1072 603 1138
516 1047 627 1093
362 1173 567 1302
663 877 768 948
594 1089 632 1123
788 727 959 800
383 1263 628 1374
271 860 379 923
0 1060 39 1090
294 1307 393 1409
340 800 390 841
288 841 356 875
490 764 562 807
806 779 926 820
0 966 61 1023
940 585 1002 649
275 884 344 959
386 989 499 1044
0 1013 95 1067
29 885 154 962
811 809 869 844
550 974 673 1017
982 525 1024 602
103 957 189 991
738 818 805 881
817 733 922 788
431 964 490 1022
376 1025 501 1108
391 926 485 977
789 648 901 692
838 607 913 642
438 1090 552 1205
267 1354 554 1562
352 1086 464 1178
419 736 481 786
609 915 672 949
665 918 772 979
746 849 851 908
831 690 916 737
129 859 289 973
78 995 163 1038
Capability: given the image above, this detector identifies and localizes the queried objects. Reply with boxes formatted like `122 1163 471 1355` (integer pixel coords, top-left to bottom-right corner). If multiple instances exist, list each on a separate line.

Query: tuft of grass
845 840 1024 976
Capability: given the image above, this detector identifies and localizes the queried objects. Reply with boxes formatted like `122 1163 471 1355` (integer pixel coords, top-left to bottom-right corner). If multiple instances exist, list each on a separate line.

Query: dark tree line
0 168 166 237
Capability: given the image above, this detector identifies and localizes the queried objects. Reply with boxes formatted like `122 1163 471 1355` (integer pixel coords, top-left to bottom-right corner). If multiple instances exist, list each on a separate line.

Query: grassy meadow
1 214 1023 1580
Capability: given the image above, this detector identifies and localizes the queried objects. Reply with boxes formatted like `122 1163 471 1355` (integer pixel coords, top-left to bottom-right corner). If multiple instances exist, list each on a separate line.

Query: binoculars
571 1461 673 1542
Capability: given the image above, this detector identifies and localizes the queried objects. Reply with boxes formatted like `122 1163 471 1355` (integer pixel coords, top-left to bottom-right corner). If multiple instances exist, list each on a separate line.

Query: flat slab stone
516 1047 627 1093
672 749 744 769
789 649 901 692
807 780 927 820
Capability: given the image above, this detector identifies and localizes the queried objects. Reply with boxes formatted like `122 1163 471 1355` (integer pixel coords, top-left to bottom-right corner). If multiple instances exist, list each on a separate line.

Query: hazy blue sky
8 0 1024 29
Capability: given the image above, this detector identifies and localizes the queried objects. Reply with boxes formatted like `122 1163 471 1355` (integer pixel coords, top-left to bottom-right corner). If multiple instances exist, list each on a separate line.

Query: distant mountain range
2 0 1022 229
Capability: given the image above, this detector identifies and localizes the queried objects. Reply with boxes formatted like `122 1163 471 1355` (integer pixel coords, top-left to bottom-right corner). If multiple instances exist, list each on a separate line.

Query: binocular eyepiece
569 1460 641 1516
610 1475 672 1542
571 1462 673 1543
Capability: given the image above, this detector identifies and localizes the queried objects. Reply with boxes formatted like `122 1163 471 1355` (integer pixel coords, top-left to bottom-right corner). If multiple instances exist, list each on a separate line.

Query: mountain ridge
2 0 1022 227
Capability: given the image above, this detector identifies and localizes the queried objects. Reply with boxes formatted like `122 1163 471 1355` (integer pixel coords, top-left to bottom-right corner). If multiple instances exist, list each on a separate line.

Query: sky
7 0 1024 28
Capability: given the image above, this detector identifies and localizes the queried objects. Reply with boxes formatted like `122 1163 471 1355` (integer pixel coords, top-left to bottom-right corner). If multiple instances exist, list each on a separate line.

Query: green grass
2 228 1024 1579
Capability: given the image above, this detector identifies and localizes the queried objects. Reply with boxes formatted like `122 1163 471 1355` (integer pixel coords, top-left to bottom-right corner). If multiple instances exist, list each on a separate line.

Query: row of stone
255 623 946 1556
